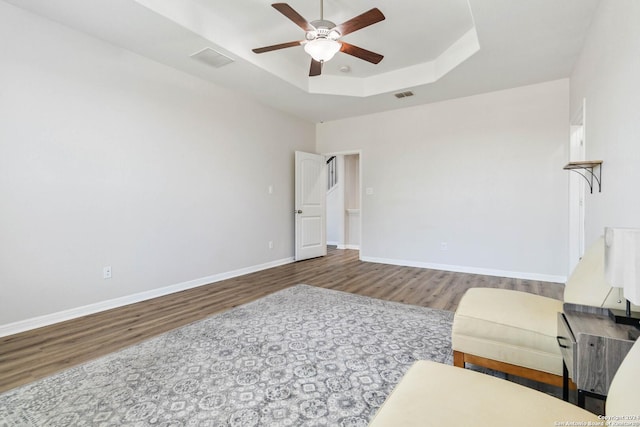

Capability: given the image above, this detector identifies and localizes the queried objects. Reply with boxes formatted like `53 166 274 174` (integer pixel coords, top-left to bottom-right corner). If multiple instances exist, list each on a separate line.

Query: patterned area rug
0 285 453 426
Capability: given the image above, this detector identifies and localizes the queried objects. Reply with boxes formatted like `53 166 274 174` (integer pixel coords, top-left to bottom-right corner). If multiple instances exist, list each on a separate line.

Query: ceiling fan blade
309 59 322 77
252 40 303 54
336 8 385 37
340 42 383 64
272 3 314 32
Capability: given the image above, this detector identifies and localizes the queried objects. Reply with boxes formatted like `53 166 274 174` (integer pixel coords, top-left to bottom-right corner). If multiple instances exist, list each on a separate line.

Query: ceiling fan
252 1 385 77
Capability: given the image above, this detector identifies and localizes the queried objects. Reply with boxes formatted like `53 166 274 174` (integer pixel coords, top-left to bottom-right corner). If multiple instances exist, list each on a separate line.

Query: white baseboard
0 257 295 338
360 256 567 283
344 244 360 250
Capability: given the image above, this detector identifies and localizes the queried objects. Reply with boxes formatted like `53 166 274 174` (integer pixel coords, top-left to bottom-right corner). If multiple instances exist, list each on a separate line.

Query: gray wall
317 79 570 281
0 3 315 328
570 1 640 245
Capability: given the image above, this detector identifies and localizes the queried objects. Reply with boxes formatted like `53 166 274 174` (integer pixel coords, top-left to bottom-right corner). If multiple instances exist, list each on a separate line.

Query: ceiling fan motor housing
307 20 340 40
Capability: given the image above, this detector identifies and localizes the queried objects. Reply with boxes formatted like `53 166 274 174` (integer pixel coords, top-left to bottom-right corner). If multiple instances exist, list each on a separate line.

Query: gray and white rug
0 285 453 426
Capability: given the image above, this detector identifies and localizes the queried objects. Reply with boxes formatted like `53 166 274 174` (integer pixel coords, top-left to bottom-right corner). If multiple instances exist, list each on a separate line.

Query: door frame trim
568 98 586 274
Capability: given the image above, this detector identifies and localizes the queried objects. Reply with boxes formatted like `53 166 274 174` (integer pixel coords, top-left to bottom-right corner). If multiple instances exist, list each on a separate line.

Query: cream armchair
369 335 640 426
451 236 638 387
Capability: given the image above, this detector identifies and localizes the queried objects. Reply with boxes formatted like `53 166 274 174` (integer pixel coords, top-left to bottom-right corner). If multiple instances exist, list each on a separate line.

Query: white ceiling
4 0 599 123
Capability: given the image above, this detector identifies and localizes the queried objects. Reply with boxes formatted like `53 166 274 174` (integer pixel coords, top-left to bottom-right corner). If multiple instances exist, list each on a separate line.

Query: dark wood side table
557 303 637 408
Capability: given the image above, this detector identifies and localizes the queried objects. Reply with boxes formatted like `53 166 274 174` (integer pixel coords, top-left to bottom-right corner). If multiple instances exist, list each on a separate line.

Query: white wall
326 156 344 246
0 3 315 331
570 1 640 245
317 80 570 281
326 185 342 245
344 155 360 210
344 155 360 249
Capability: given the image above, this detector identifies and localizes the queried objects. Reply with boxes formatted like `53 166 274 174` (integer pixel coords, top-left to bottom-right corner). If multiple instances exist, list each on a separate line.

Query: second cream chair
451 236 635 386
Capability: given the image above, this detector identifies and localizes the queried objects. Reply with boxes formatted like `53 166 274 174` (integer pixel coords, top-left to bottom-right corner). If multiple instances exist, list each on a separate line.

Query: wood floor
0 248 563 394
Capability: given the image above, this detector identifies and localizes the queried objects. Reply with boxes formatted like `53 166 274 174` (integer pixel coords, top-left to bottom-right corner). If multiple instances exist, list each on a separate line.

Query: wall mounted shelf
563 160 603 193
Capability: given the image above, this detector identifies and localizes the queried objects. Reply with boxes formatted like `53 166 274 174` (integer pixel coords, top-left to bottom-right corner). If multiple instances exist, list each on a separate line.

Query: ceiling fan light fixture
327 29 341 40
304 38 342 62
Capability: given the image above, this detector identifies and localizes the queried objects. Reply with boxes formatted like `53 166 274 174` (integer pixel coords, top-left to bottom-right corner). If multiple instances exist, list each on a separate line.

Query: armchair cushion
452 287 563 375
368 360 598 427
370 339 640 426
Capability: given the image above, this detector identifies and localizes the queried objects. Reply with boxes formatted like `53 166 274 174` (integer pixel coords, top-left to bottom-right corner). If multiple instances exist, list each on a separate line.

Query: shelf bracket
563 161 603 193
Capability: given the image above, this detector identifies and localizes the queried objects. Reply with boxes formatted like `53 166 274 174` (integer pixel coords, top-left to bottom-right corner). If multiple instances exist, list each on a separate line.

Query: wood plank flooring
0 248 563 394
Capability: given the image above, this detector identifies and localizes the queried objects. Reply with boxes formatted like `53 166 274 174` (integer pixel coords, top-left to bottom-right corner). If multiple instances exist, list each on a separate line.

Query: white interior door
295 151 327 261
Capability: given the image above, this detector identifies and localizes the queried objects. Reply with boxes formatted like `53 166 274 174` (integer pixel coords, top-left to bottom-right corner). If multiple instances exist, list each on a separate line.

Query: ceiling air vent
190 47 234 68
394 91 414 99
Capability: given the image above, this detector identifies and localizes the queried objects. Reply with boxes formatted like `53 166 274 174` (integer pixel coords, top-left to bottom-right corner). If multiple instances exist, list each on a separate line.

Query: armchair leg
452 351 569 389
453 351 465 368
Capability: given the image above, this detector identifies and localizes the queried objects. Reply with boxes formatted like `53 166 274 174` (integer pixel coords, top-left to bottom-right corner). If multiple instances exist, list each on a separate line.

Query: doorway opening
326 153 361 251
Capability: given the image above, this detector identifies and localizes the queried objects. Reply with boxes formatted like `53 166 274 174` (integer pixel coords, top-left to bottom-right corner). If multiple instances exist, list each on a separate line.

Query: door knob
295 210 303 214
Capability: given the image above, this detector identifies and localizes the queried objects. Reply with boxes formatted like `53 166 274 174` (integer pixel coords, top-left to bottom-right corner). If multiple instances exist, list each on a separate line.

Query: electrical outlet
103 266 112 279
440 242 448 251
268 241 274 249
